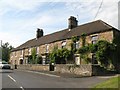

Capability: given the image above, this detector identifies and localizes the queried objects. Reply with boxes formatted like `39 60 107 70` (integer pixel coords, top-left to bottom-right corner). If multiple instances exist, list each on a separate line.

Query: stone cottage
10 16 120 67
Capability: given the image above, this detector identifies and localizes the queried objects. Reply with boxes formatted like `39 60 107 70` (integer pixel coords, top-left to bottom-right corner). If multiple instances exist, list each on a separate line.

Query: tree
2 42 14 62
31 48 37 64
36 55 42 64
81 33 86 47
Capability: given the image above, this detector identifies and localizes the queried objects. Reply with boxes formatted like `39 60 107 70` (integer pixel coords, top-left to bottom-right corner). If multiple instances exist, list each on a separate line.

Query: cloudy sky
0 0 119 47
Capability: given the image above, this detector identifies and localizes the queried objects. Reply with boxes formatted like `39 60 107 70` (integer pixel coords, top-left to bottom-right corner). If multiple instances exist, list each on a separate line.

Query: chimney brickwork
68 16 78 29
36 28 43 39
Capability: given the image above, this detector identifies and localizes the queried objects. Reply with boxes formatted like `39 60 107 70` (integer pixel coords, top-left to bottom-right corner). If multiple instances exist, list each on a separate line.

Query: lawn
92 75 120 89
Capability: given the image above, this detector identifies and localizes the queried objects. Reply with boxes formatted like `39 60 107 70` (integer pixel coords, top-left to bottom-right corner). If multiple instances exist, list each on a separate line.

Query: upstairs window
46 44 49 53
20 50 23 55
91 35 98 44
15 51 17 56
76 41 80 49
28 48 31 55
61 40 66 48
36 47 39 54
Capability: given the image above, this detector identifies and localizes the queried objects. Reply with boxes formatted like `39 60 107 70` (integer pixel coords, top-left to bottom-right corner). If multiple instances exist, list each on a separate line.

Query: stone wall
15 64 116 76
16 64 93 76
17 64 49 71
55 64 116 76
55 64 93 76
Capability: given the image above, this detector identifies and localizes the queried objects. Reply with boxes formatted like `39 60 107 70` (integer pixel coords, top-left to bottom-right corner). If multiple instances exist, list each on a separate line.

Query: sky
0 0 119 47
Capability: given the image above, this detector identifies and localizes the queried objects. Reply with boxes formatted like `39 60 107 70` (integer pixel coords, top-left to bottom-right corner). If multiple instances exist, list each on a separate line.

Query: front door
20 59 23 64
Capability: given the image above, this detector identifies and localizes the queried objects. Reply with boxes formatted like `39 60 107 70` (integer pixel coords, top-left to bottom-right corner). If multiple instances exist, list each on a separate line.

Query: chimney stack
36 28 43 39
68 16 78 29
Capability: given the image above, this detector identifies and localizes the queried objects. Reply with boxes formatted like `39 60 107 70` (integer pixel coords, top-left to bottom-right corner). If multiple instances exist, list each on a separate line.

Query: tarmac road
1 69 117 89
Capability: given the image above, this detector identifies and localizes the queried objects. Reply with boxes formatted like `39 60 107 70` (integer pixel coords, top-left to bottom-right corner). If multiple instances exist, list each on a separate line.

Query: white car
0 61 11 69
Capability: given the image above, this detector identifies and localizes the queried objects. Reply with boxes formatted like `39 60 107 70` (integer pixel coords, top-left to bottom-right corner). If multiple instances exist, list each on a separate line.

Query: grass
92 75 120 89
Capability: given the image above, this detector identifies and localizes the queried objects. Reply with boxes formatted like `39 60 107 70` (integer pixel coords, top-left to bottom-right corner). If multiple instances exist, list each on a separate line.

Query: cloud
65 0 119 28
93 1 118 28
0 0 43 11
0 0 119 47
0 32 23 47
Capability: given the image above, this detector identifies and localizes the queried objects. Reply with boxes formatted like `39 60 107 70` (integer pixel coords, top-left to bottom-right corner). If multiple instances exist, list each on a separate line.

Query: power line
77 14 80 23
69 2 82 23
94 0 103 20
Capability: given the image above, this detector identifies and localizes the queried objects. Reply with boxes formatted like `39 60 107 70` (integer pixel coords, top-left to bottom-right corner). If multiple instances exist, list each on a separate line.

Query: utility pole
118 1 120 30
0 40 2 61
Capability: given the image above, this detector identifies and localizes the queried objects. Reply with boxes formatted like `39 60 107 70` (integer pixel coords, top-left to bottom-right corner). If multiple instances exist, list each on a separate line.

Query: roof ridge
12 20 118 51
98 20 114 29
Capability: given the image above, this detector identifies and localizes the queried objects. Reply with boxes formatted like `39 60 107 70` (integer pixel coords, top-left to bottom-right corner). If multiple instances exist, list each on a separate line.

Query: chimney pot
68 16 78 29
36 28 43 39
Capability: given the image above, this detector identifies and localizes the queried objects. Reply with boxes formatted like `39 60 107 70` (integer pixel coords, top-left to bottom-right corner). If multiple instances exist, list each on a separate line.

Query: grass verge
92 75 120 89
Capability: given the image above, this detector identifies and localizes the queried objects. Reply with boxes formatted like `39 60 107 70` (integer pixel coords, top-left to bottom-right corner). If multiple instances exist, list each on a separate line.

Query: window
15 52 17 56
28 48 31 55
61 40 66 48
76 41 79 49
46 44 49 53
91 35 98 44
20 50 23 55
36 47 39 54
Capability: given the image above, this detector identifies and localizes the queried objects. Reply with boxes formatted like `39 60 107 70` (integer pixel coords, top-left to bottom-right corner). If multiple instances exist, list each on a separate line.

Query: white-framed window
76 41 80 49
20 50 23 56
46 44 49 53
91 35 98 44
28 48 31 55
61 40 66 48
36 47 39 54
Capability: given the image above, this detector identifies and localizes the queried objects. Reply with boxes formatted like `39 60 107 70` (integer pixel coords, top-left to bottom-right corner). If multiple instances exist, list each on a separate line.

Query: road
1 69 116 89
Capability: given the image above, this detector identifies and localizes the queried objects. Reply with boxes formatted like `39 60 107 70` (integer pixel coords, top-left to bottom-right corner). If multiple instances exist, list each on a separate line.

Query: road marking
8 75 16 82
20 86 24 90
8 75 24 90
27 70 60 78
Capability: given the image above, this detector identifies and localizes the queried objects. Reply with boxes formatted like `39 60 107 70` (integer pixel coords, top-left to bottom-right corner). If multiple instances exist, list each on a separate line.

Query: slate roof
12 20 118 51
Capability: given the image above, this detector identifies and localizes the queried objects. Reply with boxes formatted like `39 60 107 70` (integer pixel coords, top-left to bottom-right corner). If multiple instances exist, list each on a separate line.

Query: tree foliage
77 46 91 64
31 47 37 64
49 48 71 64
81 33 86 47
2 42 14 62
36 55 42 64
77 40 116 68
71 36 79 43
71 36 79 53
94 40 116 68
30 47 43 64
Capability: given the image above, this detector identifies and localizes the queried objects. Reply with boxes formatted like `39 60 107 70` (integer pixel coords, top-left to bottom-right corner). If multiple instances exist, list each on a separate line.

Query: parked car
0 61 11 69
